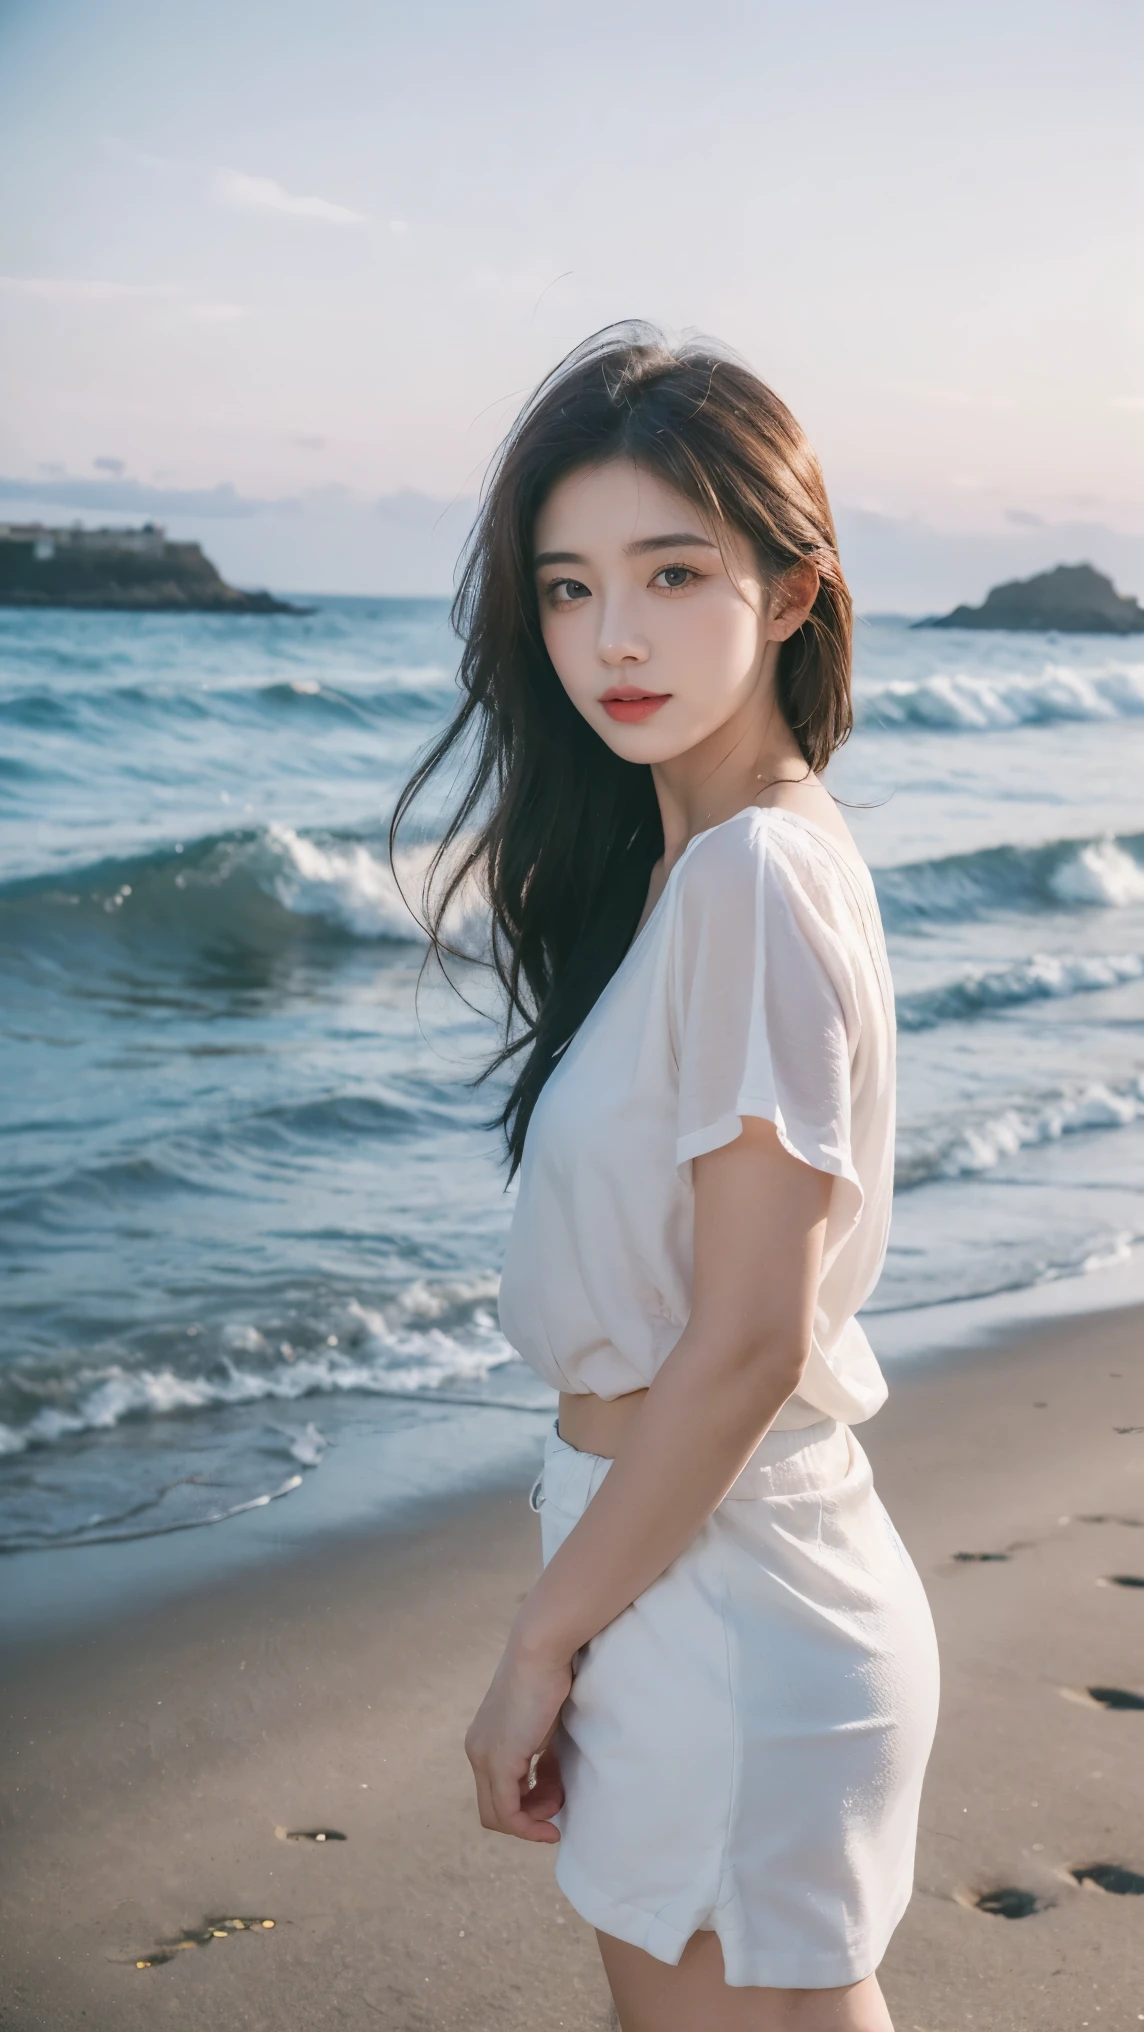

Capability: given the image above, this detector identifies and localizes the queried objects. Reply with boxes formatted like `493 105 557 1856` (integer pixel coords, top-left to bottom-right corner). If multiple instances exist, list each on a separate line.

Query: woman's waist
546 1407 852 1507
556 1383 829 1461
556 1387 648 1459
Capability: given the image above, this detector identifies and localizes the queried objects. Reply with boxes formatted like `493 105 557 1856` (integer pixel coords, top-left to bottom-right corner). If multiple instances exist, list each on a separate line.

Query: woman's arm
465 1115 832 1842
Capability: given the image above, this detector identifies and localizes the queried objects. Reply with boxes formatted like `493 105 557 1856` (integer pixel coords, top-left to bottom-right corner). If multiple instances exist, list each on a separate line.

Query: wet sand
2 1303 1143 2031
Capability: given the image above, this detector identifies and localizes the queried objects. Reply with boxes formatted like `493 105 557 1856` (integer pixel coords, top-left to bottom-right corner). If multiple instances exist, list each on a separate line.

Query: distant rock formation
0 522 310 614
916 562 1144 634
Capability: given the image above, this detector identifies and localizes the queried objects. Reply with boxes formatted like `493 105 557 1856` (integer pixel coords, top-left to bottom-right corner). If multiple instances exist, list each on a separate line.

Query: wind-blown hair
390 322 854 1172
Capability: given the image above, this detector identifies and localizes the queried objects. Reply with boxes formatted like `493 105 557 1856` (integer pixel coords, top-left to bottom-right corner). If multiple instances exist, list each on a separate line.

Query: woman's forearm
513 1328 805 1665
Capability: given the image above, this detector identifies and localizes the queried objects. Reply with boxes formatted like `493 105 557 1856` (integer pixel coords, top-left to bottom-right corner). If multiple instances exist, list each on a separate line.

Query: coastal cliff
917 561 1144 634
0 522 309 614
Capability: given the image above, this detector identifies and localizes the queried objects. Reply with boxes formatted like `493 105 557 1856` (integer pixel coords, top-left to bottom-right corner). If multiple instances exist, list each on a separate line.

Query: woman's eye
653 565 696 591
547 578 591 605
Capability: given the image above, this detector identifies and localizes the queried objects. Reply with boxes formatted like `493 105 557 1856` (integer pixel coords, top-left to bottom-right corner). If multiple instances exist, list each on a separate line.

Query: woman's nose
597 602 650 667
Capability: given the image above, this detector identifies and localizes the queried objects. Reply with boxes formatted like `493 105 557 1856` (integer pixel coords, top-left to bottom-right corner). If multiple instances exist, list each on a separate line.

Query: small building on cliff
0 523 308 614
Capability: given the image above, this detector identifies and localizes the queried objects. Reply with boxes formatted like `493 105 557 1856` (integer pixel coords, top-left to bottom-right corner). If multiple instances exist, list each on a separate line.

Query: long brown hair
391 322 854 1171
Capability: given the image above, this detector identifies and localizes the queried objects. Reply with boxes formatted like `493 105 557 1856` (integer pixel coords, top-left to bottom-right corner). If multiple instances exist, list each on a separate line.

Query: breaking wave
897 1072 1144 1189
856 659 1144 732
875 831 1144 928
0 824 487 954
897 951 1144 1030
0 671 454 735
867 1225 1144 1316
0 1275 517 1462
10 656 1144 742
5 822 1144 971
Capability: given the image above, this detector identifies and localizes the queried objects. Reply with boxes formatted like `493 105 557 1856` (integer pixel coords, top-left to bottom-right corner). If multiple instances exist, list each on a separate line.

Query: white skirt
536 1418 940 1990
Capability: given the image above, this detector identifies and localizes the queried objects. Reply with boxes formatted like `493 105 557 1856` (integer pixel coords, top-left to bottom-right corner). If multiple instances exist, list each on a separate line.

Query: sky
1 0 1142 604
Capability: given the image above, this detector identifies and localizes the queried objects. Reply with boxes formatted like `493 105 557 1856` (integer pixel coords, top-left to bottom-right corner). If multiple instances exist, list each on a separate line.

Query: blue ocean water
2 599 1143 1551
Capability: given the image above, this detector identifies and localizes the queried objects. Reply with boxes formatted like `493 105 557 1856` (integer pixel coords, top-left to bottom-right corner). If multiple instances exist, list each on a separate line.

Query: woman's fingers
464 1643 572 1841
523 1743 565 1822
468 1744 563 1842
490 1757 557 1841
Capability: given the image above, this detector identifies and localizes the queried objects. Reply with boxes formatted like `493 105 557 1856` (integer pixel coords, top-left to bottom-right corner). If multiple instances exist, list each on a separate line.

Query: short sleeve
670 816 864 1224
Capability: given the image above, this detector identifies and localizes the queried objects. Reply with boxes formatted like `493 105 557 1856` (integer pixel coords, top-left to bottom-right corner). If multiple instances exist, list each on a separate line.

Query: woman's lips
600 688 671 723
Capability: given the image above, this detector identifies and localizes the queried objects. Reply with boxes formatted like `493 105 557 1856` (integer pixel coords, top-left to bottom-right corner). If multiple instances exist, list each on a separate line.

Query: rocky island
0 522 309 614
917 561 1144 634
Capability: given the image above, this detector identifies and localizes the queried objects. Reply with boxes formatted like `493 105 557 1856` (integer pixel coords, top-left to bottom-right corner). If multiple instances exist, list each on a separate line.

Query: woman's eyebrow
533 532 717 570
625 532 718 556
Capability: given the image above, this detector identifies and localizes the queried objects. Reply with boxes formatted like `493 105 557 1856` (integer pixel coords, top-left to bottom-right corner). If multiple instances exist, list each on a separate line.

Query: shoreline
2 1297 1144 2028
6 1244 1144 1655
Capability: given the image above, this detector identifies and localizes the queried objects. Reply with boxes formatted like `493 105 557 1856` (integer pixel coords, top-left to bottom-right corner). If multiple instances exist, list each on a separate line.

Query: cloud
4 474 1139 605
1004 508 1044 527
836 506 1144 615
0 478 480 595
0 475 273 519
213 170 367 225
93 456 125 476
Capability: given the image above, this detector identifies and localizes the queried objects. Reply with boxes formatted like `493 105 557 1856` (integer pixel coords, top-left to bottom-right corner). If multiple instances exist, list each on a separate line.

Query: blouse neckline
627 804 871 968
546 806 879 1098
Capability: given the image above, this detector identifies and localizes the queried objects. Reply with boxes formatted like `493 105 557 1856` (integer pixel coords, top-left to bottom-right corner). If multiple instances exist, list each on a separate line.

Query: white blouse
497 806 897 1430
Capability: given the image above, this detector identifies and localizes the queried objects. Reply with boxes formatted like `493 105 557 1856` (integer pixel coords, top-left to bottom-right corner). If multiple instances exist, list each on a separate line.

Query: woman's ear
768 559 820 641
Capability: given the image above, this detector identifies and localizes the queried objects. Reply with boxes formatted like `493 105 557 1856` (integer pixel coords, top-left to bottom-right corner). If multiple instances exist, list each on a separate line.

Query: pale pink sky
1 0 1141 598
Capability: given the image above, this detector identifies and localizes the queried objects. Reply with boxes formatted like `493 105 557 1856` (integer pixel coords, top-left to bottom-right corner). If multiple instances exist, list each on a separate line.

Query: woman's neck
651 689 809 871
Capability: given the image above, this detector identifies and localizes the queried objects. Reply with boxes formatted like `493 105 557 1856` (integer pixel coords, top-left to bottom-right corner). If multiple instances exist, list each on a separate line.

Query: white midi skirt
536 1418 940 1990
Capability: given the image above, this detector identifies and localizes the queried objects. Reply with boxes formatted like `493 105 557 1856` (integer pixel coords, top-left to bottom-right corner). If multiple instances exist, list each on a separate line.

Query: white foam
286 1420 327 1466
1075 1230 1138 1276
1049 837 1144 908
0 1276 516 1457
899 950 1144 1028
252 825 488 947
1002 952 1144 993
859 660 1144 732
901 1073 1144 1186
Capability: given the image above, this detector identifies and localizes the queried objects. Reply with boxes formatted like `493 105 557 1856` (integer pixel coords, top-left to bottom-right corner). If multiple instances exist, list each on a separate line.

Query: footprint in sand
1060 1684 1144 1710
956 1885 1051 1920
274 1824 348 1842
949 1538 1033 1564
130 1915 276 1969
1069 1863 1144 1896
1097 1573 1144 1588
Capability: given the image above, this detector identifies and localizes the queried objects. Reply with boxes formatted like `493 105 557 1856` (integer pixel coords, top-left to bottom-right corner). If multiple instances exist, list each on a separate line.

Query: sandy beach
2 1301 1143 2032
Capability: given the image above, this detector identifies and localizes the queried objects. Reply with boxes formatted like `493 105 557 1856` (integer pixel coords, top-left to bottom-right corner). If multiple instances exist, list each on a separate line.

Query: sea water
2 600 1143 1551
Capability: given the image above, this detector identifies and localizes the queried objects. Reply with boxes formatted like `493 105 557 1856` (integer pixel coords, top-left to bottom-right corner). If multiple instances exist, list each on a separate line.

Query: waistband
536 1414 847 1514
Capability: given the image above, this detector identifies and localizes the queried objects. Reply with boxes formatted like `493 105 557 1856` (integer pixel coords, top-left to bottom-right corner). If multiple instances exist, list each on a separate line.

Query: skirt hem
555 1844 890 1991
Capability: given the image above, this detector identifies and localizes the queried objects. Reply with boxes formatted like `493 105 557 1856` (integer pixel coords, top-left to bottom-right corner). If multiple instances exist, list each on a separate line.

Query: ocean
2 599 1143 1555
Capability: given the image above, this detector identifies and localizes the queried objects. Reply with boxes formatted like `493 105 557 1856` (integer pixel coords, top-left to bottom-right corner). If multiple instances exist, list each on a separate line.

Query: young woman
393 326 940 2032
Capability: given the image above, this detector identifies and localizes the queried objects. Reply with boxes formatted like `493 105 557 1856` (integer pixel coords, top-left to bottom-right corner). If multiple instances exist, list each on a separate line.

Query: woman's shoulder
672 805 889 1017
676 803 871 914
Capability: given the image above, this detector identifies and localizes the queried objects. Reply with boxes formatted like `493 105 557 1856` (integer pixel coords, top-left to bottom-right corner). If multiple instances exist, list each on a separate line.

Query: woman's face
533 459 798 765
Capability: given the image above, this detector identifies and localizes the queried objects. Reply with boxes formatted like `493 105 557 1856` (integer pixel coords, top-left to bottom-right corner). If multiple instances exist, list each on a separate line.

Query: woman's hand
464 1632 572 1843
